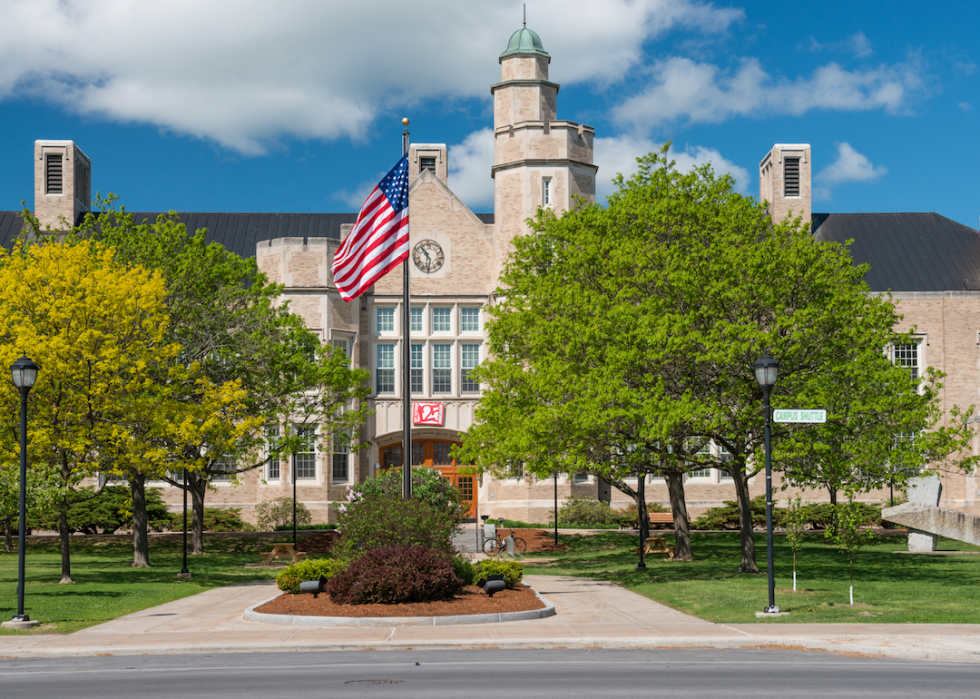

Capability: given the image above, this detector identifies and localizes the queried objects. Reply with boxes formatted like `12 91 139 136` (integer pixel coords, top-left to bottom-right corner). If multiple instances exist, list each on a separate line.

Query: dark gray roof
126 212 358 259
0 211 496 259
812 213 980 292
0 211 25 249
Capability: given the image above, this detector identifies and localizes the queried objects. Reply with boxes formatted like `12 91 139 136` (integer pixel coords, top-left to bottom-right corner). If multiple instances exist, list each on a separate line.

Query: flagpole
401 117 412 500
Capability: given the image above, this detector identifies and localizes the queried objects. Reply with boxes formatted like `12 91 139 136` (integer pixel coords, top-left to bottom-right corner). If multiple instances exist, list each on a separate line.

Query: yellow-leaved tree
0 240 179 583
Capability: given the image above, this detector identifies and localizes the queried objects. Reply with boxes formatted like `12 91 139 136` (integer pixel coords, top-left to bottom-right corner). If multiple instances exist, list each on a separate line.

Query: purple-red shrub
326 545 463 605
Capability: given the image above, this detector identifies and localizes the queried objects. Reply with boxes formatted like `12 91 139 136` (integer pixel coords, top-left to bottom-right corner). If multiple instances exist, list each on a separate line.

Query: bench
621 512 674 530
259 543 307 566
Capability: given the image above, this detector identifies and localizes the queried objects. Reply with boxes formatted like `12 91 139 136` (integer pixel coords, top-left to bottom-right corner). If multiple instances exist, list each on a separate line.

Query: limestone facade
20 26 980 525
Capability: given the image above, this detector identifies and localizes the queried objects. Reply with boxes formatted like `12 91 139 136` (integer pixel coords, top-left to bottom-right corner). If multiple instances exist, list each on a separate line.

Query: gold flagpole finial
402 117 410 126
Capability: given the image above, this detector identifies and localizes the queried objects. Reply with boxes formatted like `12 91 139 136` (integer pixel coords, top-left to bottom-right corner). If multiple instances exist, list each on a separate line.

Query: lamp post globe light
753 353 780 615
6 355 40 629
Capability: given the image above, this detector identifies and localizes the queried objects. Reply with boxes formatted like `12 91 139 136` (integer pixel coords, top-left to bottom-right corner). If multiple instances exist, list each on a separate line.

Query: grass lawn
525 530 980 624
0 532 317 635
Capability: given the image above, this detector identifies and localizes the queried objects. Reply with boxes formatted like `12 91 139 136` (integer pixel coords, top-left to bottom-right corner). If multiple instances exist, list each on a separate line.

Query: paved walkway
2 575 979 662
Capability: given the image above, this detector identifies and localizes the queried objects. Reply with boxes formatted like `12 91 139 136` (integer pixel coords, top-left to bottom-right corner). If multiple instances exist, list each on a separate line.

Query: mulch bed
254 582 544 618
496 528 567 552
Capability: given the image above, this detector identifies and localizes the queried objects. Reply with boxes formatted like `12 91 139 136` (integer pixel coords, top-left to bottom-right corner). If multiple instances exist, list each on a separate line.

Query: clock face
412 239 445 273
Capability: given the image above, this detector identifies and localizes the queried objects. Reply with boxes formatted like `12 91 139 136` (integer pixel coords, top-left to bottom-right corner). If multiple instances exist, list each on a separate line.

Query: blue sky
0 0 977 227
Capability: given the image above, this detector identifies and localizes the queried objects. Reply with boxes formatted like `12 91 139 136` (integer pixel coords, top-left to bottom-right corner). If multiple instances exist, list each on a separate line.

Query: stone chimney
34 140 91 230
409 143 448 186
759 144 811 226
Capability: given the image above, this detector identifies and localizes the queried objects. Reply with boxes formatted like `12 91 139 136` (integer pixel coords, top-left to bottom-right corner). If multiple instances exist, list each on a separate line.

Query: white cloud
593 135 750 202
813 142 886 200
448 128 495 210
959 102 973 112
614 55 925 132
809 32 875 58
0 0 741 154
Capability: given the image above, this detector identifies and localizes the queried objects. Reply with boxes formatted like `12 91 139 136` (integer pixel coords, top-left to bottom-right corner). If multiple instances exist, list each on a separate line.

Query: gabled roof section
811 212 980 292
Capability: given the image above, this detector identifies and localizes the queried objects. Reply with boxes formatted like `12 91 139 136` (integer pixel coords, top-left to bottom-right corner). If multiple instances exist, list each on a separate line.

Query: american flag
331 155 410 301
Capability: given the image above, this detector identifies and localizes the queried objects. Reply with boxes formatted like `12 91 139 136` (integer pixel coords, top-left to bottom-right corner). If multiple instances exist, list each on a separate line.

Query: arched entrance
380 438 477 521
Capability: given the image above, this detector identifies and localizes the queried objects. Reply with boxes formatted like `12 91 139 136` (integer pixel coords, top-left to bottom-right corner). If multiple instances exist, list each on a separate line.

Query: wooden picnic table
259 542 307 566
635 536 675 558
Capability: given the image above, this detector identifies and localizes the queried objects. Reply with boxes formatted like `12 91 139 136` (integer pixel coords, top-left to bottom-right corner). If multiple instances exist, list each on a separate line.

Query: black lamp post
10 355 39 624
753 353 780 614
179 468 191 578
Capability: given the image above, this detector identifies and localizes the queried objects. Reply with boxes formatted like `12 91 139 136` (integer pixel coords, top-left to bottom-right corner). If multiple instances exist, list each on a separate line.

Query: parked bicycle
479 519 526 559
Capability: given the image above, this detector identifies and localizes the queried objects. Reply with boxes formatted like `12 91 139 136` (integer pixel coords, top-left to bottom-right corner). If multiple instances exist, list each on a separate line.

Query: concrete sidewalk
1 575 978 662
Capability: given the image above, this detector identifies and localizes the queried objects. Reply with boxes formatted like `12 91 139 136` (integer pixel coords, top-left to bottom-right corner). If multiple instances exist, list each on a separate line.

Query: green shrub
557 494 620 527
340 467 466 528
806 502 881 528
168 507 255 532
334 495 457 562
474 559 523 589
276 558 348 594
452 554 478 586
691 495 787 530
255 496 312 531
31 485 171 535
326 545 463 604
274 522 337 531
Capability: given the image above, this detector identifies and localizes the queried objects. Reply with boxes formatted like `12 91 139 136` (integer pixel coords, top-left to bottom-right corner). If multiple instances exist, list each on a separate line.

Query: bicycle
480 520 526 560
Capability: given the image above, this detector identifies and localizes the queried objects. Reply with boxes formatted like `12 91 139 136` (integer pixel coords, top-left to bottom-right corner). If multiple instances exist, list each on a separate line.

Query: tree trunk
189 471 206 555
131 473 150 567
3 516 12 552
636 477 648 568
664 469 693 561
732 468 759 573
58 507 74 584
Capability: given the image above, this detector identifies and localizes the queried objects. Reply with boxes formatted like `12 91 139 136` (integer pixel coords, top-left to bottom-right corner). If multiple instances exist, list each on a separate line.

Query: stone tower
491 23 597 281
34 140 91 230
759 144 811 226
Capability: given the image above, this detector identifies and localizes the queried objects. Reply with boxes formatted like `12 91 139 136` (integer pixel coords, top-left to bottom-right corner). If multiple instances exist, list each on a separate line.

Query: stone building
2 23 978 523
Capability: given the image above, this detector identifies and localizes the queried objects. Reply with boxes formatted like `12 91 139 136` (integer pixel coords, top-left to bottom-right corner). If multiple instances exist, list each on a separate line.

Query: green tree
825 497 877 605
461 145 972 574
60 200 371 557
784 496 809 592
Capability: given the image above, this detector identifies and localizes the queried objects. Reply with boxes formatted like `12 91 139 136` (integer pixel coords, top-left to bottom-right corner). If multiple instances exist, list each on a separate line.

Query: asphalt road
1 649 977 698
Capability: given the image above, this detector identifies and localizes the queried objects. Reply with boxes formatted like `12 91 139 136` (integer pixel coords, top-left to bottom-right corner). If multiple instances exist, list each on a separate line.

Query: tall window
718 443 733 480
461 307 480 332
266 425 280 480
687 438 713 478
376 343 395 393
432 307 451 332
213 458 236 482
383 445 402 468
331 337 350 360
434 441 452 465
543 176 552 207
295 426 317 479
332 431 349 482
412 441 424 465
411 307 423 333
893 342 920 381
432 343 452 393
411 343 423 394
376 307 395 333
460 343 480 393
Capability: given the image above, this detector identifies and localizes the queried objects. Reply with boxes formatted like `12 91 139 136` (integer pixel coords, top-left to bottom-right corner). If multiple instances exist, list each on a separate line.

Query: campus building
2 24 979 523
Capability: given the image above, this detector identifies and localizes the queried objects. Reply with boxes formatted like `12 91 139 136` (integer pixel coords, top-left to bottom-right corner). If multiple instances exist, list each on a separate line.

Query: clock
412 239 445 273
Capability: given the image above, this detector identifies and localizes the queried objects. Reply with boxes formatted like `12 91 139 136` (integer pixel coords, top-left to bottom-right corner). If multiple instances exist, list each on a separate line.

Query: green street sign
773 409 826 423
